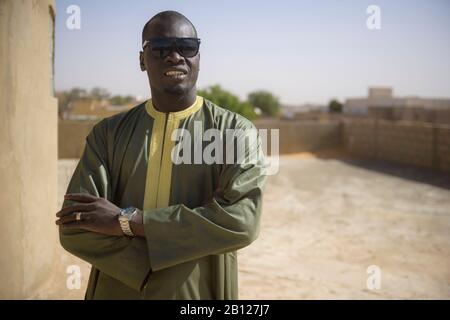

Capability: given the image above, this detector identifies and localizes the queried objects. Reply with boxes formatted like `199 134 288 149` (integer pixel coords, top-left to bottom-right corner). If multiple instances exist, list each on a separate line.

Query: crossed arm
55 193 145 237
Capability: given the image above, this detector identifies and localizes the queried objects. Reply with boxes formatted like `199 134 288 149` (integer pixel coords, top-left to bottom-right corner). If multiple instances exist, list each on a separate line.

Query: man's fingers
56 203 96 217
59 221 90 230
65 193 98 203
55 213 77 225
55 212 92 225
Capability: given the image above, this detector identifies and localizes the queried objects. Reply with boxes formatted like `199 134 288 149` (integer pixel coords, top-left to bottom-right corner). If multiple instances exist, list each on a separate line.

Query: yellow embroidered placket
143 96 204 210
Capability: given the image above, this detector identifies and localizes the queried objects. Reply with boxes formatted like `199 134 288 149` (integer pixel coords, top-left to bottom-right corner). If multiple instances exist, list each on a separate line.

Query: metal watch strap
119 208 137 237
119 217 134 237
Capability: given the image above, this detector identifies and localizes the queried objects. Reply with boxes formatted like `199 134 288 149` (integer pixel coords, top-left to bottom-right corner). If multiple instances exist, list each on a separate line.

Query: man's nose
165 49 185 64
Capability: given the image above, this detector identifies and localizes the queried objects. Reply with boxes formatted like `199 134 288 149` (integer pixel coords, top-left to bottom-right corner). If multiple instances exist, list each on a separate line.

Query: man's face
140 18 200 96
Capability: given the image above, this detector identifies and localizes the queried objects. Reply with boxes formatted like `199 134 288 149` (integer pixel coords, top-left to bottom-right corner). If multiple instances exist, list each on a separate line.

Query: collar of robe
145 95 204 120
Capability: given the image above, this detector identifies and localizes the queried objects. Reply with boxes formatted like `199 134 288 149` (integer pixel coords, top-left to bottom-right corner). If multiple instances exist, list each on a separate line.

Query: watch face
121 207 136 218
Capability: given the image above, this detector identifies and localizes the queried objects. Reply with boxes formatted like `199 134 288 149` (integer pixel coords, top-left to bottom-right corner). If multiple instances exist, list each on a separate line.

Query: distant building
344 87 450 119
66 99 136 120
368 87 393 99
281 103 327 119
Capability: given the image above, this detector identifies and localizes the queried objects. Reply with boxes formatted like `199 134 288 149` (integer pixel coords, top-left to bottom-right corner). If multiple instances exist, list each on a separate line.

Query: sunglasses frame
142 37 201 59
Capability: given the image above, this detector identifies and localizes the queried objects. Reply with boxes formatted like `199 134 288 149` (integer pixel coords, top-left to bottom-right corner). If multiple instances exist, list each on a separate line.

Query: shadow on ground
339 158 450 190
289 147 450 190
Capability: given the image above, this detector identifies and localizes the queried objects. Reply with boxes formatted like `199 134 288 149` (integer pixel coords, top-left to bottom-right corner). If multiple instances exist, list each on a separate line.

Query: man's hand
55 193 123 236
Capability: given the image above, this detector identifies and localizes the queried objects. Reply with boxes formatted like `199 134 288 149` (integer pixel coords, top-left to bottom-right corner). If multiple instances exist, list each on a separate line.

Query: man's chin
164 85 187 95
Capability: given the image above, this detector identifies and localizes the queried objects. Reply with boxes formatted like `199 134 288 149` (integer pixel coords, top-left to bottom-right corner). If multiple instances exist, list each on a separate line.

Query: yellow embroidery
143 96 204 209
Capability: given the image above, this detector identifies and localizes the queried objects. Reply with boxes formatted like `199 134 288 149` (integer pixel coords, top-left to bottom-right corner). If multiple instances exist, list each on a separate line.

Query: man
56 11 266 300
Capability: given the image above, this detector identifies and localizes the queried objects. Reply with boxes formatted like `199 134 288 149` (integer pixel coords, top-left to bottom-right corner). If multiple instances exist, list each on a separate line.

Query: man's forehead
144 18 196 39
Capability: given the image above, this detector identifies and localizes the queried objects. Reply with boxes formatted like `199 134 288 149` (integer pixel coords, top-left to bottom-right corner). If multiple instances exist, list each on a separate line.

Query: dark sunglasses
142 37 201 59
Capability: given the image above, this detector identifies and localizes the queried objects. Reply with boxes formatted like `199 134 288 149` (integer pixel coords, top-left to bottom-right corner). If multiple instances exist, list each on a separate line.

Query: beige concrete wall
59 117 449 173
0 0 57 299
436 126 450 173
58 120 99 159
344 119 450 173
58 119 344 159
377 121 434 168
343 119 377 158
254 119 343 155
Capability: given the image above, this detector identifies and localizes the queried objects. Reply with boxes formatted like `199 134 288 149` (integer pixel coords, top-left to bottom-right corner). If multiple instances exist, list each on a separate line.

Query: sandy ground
49 152 450 299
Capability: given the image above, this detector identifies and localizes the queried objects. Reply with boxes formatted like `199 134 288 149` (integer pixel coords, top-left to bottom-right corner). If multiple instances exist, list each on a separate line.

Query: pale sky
55 0 450 105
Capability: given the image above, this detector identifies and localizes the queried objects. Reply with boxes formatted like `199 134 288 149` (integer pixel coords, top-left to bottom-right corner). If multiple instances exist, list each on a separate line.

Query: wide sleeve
143 122 267 271
59 120 151 292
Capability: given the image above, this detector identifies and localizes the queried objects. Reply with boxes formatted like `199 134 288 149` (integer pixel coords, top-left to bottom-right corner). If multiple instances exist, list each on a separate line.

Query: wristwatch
118 207 137 237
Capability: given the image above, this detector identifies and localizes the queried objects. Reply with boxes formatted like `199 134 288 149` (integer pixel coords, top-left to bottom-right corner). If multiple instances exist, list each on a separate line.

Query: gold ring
75 212 82 221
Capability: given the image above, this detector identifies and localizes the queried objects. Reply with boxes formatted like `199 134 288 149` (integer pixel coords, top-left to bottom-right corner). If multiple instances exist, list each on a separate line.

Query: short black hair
141 11 198 44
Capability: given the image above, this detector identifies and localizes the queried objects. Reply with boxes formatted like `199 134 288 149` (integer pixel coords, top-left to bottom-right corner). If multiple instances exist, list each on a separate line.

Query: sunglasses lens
149 38 172 58
146 38 200 58
177 38 200 58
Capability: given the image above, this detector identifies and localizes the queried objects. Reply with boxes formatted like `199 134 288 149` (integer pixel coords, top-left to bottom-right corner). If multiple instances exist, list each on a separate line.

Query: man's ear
139 51 146 71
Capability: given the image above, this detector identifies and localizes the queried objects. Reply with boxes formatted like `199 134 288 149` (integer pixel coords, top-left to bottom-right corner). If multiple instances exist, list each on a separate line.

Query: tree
69 87 87 99
56 91 70 118
110 95 136 106
90 87 110 100
198 85 256 120
328 99 343 113
247 90 280 117
56 87 88 118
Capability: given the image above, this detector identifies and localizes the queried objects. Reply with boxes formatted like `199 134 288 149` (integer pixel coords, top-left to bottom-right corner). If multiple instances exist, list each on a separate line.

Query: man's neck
150 89 197 113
